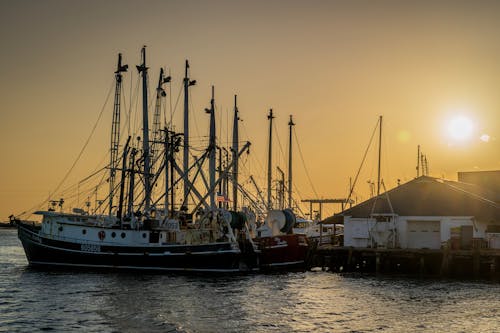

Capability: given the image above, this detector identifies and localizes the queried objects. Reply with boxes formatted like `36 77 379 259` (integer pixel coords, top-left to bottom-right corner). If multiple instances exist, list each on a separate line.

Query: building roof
338 176 500 221
458 170 500 202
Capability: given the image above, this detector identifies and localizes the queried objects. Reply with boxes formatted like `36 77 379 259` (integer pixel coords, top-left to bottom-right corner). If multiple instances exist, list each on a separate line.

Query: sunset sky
1 0 499 220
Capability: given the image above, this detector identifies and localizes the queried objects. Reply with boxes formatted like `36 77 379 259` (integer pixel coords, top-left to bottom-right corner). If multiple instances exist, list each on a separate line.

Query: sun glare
480 134 490 142
447 115 474 142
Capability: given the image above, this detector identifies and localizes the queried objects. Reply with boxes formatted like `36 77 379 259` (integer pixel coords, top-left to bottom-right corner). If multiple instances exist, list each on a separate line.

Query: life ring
98 230 105 240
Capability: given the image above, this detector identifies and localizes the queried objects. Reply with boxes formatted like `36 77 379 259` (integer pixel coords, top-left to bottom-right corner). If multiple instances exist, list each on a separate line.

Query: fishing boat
17 210 258 272
16 48 260 273
255 209 309 270
249 109 310 271
293 219 343 245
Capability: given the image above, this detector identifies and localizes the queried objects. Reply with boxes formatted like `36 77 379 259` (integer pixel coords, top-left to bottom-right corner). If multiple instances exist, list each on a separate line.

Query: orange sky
1 0 499 220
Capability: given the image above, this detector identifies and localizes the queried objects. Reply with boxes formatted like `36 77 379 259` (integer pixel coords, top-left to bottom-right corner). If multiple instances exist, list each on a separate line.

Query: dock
310 245 500 279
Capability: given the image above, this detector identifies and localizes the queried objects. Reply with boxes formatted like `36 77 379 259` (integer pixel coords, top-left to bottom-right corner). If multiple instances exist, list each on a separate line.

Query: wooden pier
309 245 500 279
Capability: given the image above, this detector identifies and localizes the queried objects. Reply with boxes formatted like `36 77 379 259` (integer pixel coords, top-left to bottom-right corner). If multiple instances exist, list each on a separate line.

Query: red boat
255 209 310 271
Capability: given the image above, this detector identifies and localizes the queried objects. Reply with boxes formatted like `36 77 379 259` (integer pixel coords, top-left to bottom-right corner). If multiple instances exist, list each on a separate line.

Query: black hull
17 223 258 273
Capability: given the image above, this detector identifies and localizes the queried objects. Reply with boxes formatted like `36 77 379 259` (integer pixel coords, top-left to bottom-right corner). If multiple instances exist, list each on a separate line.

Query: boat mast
206 86 216 209
218 146 223 209
377 115 382 196
277 166 285 210
127 146 138 218
136 46 152 214
288 115 294 209
170 134 176 216
232 95 239 211
117 136 131 225
151 68 170 174
267 109 274 210
109 53 128 216
163 128 169 218
183 60 196 208
416 144 420 178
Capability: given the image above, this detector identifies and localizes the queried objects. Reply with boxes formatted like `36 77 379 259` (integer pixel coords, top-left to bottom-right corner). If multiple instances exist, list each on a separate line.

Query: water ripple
2 229 500 332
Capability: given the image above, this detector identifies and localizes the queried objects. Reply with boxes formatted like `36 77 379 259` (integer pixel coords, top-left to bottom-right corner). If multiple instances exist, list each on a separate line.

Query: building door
407 220 441 249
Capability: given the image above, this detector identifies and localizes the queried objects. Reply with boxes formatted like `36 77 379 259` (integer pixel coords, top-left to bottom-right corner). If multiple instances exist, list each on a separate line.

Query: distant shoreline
0 222 15 229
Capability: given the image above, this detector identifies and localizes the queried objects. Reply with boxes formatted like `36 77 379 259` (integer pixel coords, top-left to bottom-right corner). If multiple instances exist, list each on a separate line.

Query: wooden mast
267 109 274 210
151 68 170 174
136 46 151 214
183 60 196 208
232 95 239 211
207 86 216 209
288 115 295 209
109 53 127 216
377 115 382 196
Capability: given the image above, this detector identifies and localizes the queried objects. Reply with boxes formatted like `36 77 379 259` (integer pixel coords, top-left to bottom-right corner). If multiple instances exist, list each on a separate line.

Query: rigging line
241 121 265 176
272 121 286 170
216 104 228 148
131 74 142 139
346 118 380 205
119 77 135 146
94 170 111 214
189 89 201 142
17 79 115 218
381 118 392 185
60 84 113 193
226 104 229 153
170 82 183 129
127 69 139 137
165 68 172 128
293 129 319 199
56 166 107 199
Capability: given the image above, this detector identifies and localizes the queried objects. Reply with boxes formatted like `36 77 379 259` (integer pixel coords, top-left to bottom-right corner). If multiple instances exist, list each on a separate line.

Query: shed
337 176 500 249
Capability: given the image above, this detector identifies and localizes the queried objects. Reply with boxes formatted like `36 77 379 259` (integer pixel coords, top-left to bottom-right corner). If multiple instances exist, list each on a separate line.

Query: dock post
376 252 381 274
419 256 425 277
347 247 353 271
490 257 497 280
473 250 480 279
323 256 331 271
440 248 449 277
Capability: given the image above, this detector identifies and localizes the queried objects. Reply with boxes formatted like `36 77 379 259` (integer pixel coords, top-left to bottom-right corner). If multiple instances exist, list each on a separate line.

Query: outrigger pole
191 142 251 214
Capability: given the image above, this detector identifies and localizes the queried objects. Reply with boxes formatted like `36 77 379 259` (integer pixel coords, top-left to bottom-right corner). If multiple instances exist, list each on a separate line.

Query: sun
446 115 474 142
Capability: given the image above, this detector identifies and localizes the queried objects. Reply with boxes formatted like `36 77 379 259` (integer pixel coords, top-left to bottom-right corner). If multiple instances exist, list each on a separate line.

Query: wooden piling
419 256 425 276
491 257 497 280
473 250 480 279
311 246 500 279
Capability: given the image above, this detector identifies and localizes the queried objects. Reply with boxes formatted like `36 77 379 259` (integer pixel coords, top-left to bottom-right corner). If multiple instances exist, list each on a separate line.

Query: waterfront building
338 173 500 250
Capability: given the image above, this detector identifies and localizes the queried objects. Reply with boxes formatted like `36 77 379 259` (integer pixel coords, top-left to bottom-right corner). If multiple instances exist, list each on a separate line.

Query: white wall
343 216 375 247
344 215 479 249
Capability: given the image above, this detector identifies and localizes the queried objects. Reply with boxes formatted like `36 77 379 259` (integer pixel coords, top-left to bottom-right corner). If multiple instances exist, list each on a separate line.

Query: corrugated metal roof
337 176 500 221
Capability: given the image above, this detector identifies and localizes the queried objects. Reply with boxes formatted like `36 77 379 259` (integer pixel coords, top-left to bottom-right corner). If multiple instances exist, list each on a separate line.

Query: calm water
1 228 500 333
